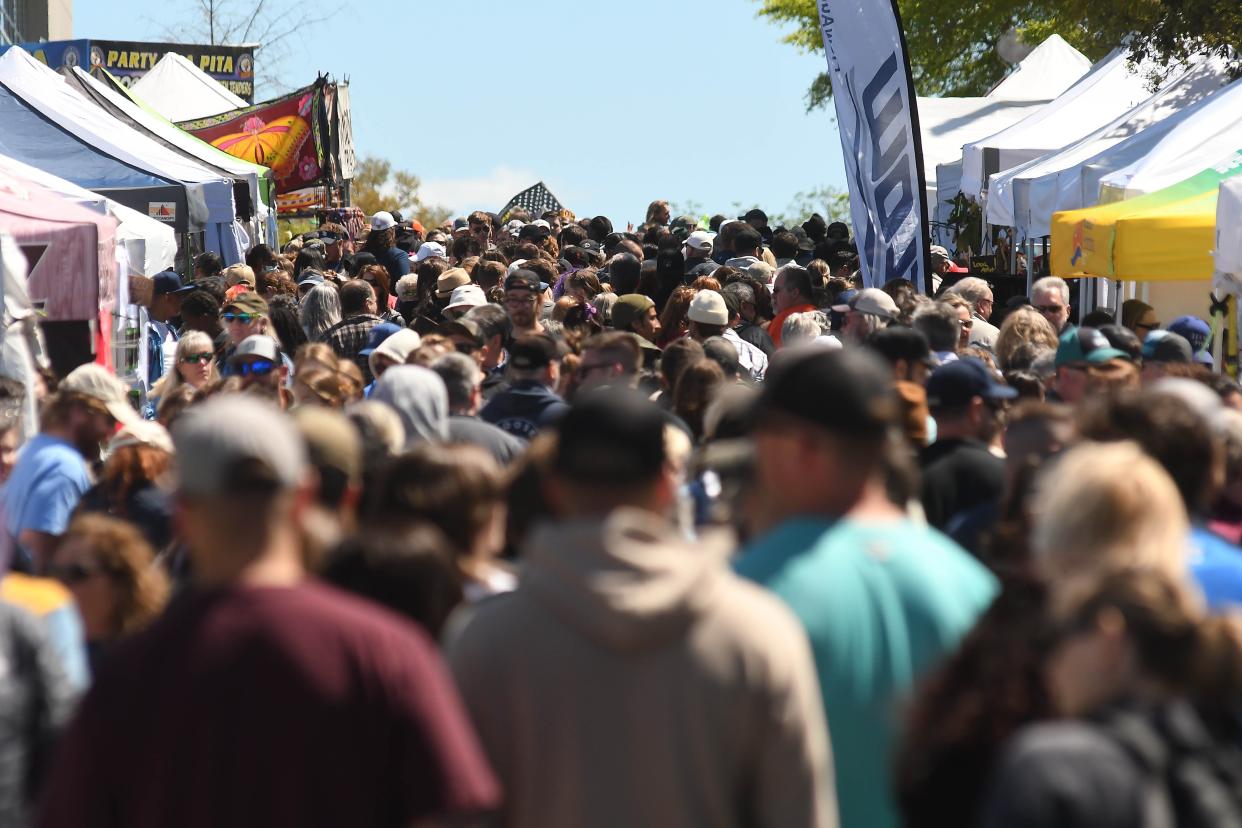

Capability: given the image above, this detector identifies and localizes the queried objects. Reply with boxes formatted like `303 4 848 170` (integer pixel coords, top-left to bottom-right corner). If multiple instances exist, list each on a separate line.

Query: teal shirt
736 517 998 828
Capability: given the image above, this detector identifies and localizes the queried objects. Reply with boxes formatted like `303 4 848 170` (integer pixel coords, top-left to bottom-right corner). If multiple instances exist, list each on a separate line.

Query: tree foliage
351 156 452 229
770 185 852 228
757 0 1242 109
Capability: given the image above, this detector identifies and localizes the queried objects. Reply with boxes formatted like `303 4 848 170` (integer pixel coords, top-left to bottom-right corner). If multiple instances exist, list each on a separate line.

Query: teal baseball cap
1055 326 1128 368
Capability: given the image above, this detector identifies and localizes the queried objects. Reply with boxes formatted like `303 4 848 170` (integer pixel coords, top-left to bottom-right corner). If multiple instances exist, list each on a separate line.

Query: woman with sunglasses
358 264 405 326
48 513 170 674
146 331 217 416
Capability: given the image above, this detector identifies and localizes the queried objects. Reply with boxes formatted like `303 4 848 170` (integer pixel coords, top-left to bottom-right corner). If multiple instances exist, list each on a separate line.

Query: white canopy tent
986 56 1229 235
130 52 249 122
960 48 1154 199
1215 177 1242 294
987 34 1093 99
0 47 245 262
0 152 176 277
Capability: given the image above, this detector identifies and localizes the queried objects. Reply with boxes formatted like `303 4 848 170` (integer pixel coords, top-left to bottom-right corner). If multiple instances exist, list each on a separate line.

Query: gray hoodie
370 365 448 447
448 507 837 828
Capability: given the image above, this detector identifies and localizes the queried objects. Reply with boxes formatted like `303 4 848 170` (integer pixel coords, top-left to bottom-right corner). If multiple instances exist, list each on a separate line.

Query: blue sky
76 0 848 224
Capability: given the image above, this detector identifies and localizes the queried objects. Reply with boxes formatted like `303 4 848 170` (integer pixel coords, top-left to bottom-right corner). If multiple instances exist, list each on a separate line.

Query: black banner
91 40 255 103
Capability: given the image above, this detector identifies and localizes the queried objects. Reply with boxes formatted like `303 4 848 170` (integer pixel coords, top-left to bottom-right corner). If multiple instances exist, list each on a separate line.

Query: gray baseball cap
171 395 306 496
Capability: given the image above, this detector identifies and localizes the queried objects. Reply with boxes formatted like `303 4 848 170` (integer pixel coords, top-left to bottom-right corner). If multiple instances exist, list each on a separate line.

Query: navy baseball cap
153 270 195 296
925 357 1018 409
1166 315 1213 365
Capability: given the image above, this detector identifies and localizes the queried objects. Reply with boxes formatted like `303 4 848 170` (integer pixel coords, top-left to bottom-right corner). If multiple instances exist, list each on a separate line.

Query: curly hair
57 514 170 636
996 307 1059 372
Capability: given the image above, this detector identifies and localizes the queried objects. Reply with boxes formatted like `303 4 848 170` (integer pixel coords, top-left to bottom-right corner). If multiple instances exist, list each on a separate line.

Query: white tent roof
988 35 1093 100
0 152 176 277
986 56 1229 235
0 47 235 230
1094 79 1242 202
130 52 248 122
960 48 1154 199
1215 177 1242 285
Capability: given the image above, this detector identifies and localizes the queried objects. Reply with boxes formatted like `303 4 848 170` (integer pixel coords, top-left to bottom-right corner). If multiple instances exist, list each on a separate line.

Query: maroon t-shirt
36 581 499 828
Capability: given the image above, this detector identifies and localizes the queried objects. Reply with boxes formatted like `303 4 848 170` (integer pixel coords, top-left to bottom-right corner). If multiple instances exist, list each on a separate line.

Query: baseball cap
553 388 667 485
505 269 542 293
508 334 560 371
439 318 484 346
413 241 446 263
222 292 268 316
445 284 487 313
925 357 1018 409
1167 315 1213 365
579 239 603 255
153 270 195 296
229 334 281 365
291 406 362 493
684 230 714 252
1141 330 1194 364
357 323 403 358
866 326 938 368
370 211 397 232
297 270 326 288
60 364 141 428
1055 326 1128 368
109 420 174 454
436 268 472 299
833 287 899 320
752 349 897 436
611 294 655 331
929 245 951 259
172 395 306 496
686 290 729 326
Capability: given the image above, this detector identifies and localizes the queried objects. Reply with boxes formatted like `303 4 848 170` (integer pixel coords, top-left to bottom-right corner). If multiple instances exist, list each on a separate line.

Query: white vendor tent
0 47 245 263
0 152 176 277
130 52 249 122
987 34 1093 99
1215 177 1242 294
960 48 1154 199
986 56 1229 235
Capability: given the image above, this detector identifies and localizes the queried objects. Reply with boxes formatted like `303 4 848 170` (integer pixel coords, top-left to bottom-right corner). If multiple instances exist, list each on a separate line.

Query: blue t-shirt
1188 525 1242 610
4 434 91 566
736 516 998 828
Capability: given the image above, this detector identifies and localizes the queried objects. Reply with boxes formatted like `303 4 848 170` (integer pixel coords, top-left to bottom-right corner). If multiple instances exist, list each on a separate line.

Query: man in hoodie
724 226 765 272
735 349 998 828
449 389 837 828
478 334 568 440
370 365 450 449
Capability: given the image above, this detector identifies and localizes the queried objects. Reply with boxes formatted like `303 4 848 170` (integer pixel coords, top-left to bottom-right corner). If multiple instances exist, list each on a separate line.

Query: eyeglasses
180 352 213 365
225 359 275 378
505 295 538 307
221 312 260 323
1135 321 1161 331
1034 304 1065 315
48 561 104 585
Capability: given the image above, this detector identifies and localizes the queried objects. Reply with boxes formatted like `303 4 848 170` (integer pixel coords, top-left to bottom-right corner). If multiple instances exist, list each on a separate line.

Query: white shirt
723 327 768 382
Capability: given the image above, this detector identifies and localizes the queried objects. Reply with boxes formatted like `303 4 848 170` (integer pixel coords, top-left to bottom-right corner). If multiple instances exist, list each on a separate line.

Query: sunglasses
221 312 260 323
226 359 275 378
1034 304 1065 315
180 352 213 365
49 561 104 585
1136 321 1161 331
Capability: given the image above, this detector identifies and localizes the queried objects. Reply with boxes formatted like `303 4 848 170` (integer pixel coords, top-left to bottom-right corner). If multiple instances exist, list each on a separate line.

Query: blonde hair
150 330 218 401
1032 441 1189 589
996 306 1059 372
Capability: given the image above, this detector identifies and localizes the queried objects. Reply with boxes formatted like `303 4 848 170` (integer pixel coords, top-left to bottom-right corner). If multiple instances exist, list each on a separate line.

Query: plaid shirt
320 314 382 383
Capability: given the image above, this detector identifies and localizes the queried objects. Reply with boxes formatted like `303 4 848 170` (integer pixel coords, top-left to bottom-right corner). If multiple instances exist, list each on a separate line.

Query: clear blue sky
76 0 848 225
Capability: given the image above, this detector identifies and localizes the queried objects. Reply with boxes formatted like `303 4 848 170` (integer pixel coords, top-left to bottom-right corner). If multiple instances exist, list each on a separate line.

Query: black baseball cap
753 349 897 436
554 388 666 485
509 334 560 371
505 269 542 293
925 357 1018 409
866 327 938 368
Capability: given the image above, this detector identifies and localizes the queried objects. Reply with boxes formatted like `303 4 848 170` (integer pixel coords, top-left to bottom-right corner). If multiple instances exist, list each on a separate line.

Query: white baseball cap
686 290 729 326
60 364 141 428
412 241 446 262
684 230 715 252
445 284 487 313
370 211 397 232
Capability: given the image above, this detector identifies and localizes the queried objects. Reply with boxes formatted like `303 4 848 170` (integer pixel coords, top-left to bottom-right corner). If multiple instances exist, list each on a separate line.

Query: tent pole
1025 239 1034 296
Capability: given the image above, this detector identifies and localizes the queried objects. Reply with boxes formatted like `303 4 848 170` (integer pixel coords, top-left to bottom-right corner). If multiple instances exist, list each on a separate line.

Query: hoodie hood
371 364 448 446
368 328 421 378
521 508 732 652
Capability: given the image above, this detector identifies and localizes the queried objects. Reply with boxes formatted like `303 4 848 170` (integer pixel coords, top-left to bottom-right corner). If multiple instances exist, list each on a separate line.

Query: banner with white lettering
816 0 930 290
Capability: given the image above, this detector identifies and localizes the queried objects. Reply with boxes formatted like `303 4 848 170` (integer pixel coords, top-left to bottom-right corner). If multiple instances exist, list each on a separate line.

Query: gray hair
300 284 342 341
592 292 619 327
1032 276 1070 304
721 281 755 306
946 276 992 311
430 352 483 414
782 311 826 347
912 302 962 352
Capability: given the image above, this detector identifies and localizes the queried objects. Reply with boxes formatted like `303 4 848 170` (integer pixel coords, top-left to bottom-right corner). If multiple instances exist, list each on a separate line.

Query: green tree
757 0 1241 109
350 156 452 230
771 185 852 228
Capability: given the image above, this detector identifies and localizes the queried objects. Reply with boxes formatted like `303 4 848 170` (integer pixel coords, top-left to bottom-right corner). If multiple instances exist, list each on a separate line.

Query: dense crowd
2 198 1242 827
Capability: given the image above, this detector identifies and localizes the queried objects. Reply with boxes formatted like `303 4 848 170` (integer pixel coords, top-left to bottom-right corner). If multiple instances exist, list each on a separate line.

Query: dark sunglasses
225 359 275 378
221 312 260 323
49 562 104 585
454 342 479 355
1034 304 1065 315
180 352 213 365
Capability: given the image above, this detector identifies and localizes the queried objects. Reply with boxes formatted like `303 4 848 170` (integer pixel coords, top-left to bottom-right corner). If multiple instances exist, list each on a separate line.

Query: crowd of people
1 198 1242 826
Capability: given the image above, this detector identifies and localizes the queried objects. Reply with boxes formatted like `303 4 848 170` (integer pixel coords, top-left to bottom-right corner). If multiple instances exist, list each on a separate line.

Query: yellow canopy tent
1050 154 1242 280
